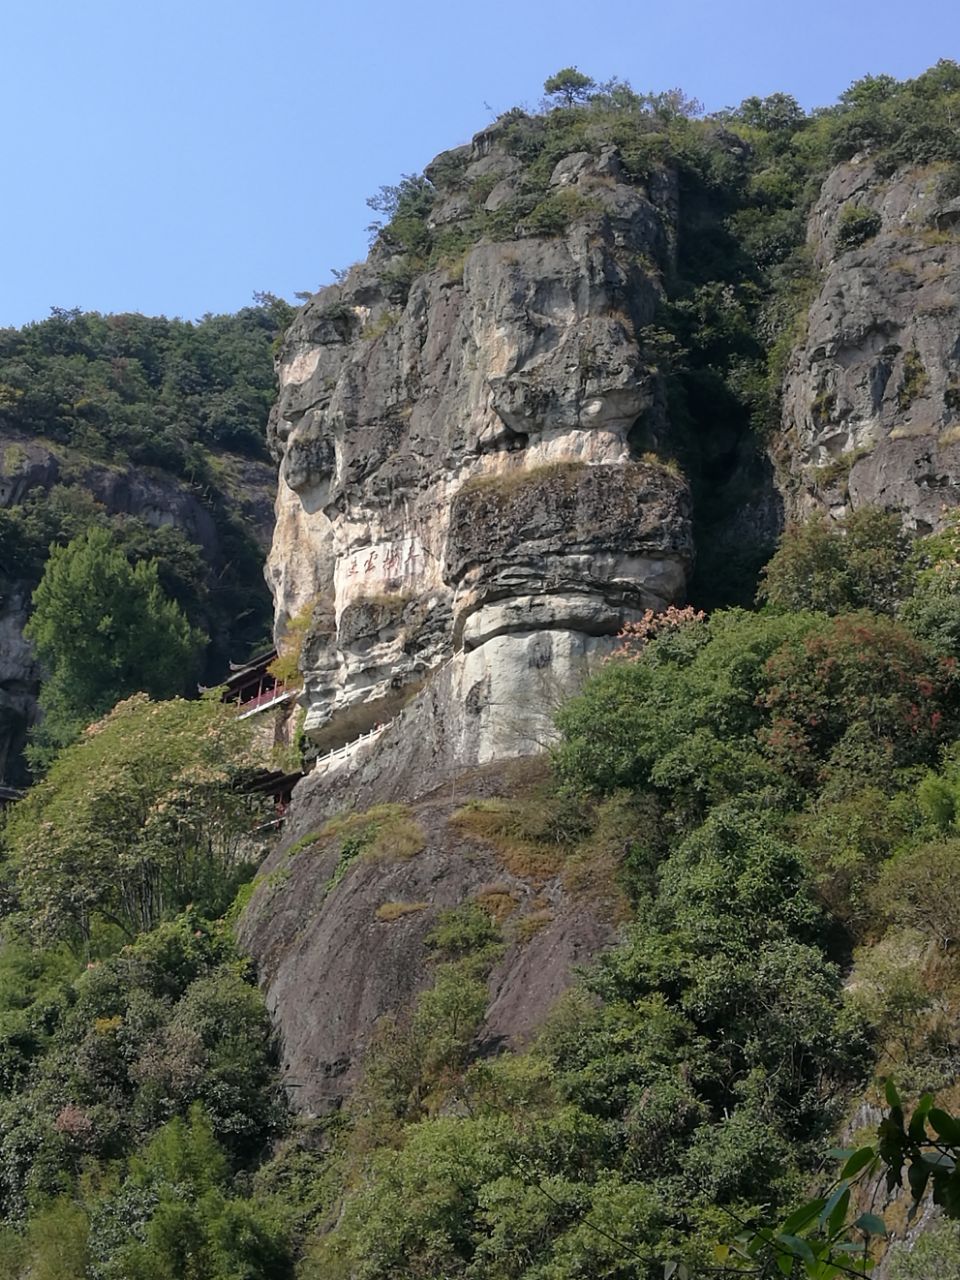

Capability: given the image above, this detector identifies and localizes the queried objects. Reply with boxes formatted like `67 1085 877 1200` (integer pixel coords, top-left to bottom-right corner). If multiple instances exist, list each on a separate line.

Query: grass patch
638 451 682 477
351 591 413 610
451 798 569 884
835 203 882 252
471 885 520 922
890 421 937 439
321 803 426 864
511 910 554 944
458 460 587 501
375 901 430 922
361 309 399 342
811 447 870 491
286 830 325 858
898 347 930 411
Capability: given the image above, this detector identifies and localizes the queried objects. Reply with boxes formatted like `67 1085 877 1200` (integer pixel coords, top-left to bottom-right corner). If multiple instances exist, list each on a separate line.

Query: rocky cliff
267 134 693 768
0 426 276 782
779 157 960 528
249 107 960 1117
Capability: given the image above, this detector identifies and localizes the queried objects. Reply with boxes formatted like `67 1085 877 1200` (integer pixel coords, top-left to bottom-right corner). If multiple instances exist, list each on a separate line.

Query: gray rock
238 767 615 1113
776 158 960 527
268 122 685 766
484 177 520 212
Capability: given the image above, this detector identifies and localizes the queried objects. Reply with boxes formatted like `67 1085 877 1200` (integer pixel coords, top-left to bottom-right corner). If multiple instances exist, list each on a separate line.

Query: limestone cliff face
267 134 693 762
778 158 960 529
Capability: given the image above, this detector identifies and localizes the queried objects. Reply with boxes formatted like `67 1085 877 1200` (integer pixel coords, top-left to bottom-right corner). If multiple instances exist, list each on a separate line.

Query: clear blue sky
1 0 957 328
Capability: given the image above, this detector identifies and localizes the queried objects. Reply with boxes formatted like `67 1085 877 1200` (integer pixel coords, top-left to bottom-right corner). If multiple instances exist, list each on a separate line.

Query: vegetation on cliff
2 59 960 1279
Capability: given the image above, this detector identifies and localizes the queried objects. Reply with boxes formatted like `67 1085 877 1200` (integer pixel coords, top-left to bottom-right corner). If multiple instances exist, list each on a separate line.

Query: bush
888 1218 960 1279
554 608 815 814
835 203 882 250
873 840 960 947
758 612 955 787
759 507 913 616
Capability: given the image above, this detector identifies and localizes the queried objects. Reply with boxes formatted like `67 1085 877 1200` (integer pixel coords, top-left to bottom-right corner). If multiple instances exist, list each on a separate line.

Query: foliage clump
24 527 207 769
836 202 882 250
4 694 264 943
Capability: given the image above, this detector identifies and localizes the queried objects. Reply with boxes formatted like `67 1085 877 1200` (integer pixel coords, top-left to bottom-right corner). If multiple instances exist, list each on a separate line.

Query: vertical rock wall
778 158 960 529
267 135 694 765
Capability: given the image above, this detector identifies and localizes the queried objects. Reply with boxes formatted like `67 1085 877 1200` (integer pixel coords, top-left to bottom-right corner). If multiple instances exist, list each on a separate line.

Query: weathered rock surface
251 128 700 1111
267 133 694 760
238 762 615 1113
778 159 960 531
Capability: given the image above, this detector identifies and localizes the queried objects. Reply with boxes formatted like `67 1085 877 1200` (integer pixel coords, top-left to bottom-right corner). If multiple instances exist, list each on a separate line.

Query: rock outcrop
251 129 699 1111
779 158 960 530
267 136 694 765
249 127 960 1122
239 759 615 1113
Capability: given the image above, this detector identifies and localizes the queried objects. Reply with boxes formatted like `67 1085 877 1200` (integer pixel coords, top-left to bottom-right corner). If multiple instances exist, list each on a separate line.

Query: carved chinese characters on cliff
335 537 424 597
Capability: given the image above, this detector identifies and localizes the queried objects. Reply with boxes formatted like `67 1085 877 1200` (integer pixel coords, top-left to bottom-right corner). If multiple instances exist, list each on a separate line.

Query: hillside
2 61 960 1279
0 297 291 781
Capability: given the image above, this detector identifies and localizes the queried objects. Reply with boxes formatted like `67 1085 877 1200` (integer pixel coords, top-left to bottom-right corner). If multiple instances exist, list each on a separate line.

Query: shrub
835 203 882 251
758 612 956 787
898 347 930 410
888 1218 960 1279
758 507 913 616
873 840 960 947
520 189 600 236
425 904 500 959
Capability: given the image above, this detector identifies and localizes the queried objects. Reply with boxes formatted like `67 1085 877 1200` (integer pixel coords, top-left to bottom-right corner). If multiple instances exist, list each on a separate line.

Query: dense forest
0 297 292 773
1 61 960 1279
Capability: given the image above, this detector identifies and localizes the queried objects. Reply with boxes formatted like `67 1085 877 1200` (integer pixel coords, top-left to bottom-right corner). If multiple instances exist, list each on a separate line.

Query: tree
734 93 806 133
758 507 913 617
4 694 264 943
758 612 956 787
24 527 206 769
543 67 596 107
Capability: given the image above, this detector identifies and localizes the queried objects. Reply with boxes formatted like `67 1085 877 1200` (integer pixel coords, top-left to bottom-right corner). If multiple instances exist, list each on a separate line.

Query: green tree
86 1108 291 1280
758 507 913 616
543 67 596 106
901 512 960 656
24 526 206 769
4 695 263 943
758 612 955 787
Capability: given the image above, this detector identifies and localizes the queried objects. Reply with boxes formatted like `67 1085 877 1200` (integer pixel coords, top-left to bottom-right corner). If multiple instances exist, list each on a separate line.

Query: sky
1 0 958 328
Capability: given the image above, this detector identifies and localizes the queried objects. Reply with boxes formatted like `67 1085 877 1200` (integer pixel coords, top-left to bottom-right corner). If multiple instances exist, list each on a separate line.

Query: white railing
309 653 460 773
237 688 297 721
312 722 389 772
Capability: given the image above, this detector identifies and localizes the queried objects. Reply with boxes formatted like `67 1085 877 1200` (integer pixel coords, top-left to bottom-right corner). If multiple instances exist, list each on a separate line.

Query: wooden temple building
217 649 303 813
221 648 297 720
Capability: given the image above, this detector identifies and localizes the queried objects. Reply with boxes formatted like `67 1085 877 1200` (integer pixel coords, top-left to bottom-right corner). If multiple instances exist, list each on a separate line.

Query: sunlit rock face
267 131 693 764
778 158 960 532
